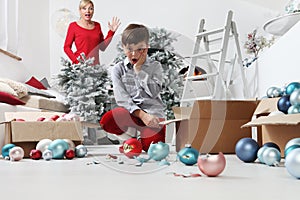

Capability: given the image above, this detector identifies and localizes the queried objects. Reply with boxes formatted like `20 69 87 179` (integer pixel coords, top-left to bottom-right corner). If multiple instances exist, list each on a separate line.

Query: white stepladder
181 10 249 106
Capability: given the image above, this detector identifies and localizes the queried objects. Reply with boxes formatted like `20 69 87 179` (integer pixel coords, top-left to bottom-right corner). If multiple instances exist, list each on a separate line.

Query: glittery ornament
147 142 169 161
197 152 226 177
9 146 24 161
177 144 199 166
285 148 300 179
29 149 42 160
1 143 16 158
75 145 88 158
42 149 53 161
36 139 52 153
48 139 69 159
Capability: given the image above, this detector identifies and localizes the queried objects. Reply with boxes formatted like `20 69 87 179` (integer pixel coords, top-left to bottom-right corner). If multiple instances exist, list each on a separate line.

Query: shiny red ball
29 149 42 160
122 138 142 158
65 149 75 159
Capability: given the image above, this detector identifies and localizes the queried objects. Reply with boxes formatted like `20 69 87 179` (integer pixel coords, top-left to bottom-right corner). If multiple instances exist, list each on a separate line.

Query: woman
64 0 120 65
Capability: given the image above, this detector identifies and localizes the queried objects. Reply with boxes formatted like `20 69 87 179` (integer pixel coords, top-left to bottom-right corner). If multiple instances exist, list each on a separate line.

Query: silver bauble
262 147 281 166
288 105 300 114
36 139 53 153
257 146 268 163
75 145 88 158
42 149 53 161
285 138 300 152
285 148 300 179
290 89 300 106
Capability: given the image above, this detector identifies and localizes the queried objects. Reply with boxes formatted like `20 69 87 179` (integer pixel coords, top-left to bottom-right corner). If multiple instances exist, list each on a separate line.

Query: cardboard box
2 112 83 157
161 100 259 153
242 98 300 157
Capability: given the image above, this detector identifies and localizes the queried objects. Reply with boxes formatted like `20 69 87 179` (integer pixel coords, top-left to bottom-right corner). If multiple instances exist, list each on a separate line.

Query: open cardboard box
242 97 300 157
161 100 259 153
1 112 83 157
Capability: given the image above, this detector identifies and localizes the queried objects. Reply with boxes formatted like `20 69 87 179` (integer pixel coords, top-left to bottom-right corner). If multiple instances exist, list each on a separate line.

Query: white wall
12 0 286 97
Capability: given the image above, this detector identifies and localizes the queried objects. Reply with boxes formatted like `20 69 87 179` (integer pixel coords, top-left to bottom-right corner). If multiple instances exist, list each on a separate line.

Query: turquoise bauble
285 138 300 157
285 144 300 158
48 139 69 159
2 143 16 158
147 142 169 161
286 82 300 95
177 145 199 165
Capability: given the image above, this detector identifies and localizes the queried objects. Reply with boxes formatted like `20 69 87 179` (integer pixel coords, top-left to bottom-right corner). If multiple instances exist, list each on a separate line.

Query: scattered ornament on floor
285 148 300 179
1 143 16 158
235 137 259 163
257 146 268 163
42 149 53 161
9 146 24 161
65 149 75 159
177 144 199 166
263 142 281 153
36 139 53 153
284 138 300 157
48 139 69 159
75 144 88 158
261 147 281 167
121 138 142 158
197 152 226 177
29 149 42 160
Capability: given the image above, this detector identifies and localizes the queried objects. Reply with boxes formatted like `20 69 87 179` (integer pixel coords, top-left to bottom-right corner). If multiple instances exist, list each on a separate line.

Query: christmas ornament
266 86 281 98
75 144 88 158
147 142 170 161
177 144 199 166
262 147 281 166
50 115 60 121
65 149 75 159
36 139 52 153
37 117 46 121
285 148 300 179
290 89 300 106
63 139 75 150
42 149 53 161
268 111 285 116
285 138 300 157
48 139 69 159
122 138 142 158
285 144 300 157
263 142 281 153
9 146 24 161
29 149 42 160
257 146 268 163
277 95 291 114
285 82 300 95
235 138 259 163
197 152 226 177
1 143 16 158
288 105 300 114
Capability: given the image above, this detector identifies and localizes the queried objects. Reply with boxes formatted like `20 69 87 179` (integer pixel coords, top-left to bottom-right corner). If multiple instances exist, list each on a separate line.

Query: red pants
99 107 165 151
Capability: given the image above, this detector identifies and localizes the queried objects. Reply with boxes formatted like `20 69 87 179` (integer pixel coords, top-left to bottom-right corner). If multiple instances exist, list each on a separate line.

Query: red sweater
64 21 115 65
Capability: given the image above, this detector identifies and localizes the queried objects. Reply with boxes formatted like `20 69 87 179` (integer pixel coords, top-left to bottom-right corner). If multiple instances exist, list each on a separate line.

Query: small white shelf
263 12 300 36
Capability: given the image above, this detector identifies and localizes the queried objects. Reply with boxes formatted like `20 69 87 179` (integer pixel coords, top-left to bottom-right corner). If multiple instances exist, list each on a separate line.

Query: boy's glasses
125 48 146 54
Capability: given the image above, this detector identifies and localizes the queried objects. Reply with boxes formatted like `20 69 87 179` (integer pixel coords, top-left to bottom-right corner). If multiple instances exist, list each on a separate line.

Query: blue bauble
262 147 281 166
257 146 268 163
1 143 16 158
285 144 300 158
290 89 300 106
235 138 259 163
287 105 300 114
285 82 300 95
263 142 281 153
75 144 88 158
285 148 300 179
177 145 199 166
48 139 69 159
277 95 291 114
147 142 169 161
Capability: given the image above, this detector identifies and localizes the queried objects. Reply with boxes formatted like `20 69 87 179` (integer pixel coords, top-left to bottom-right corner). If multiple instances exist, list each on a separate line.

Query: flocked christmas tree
114 27 185 119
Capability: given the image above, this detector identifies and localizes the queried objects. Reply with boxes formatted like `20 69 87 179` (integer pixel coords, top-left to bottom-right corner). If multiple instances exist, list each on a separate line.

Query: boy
99 24 166 151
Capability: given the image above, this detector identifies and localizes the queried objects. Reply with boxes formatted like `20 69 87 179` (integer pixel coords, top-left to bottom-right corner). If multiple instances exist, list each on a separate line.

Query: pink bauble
9 146 24 161
197 152 226 177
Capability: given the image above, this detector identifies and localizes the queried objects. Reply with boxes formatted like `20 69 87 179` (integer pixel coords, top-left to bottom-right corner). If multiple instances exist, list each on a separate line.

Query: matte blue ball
263 142 281 153
1 143 16 158
177 146 199 166
285 144 300 158
277 95 291 114
286 82 300 95
235 138 259 163
48 139 69 159
285 148 300 179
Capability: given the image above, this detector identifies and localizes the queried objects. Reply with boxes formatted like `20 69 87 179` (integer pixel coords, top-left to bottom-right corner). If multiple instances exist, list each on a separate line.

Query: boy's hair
121 24 149 45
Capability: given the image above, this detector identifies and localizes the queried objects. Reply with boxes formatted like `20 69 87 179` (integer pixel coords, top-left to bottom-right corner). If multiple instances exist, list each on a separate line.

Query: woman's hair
79 0 94 9
121 24 149 45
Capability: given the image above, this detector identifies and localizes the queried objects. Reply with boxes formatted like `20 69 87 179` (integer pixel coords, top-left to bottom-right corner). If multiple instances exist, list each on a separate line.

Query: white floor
0 144 299 200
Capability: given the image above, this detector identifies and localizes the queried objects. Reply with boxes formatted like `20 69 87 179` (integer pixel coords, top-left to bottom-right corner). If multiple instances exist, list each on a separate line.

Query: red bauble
65 149 75 159
122 138 142 158
50 115 60 121
37 117 46 121
29 149 42 160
